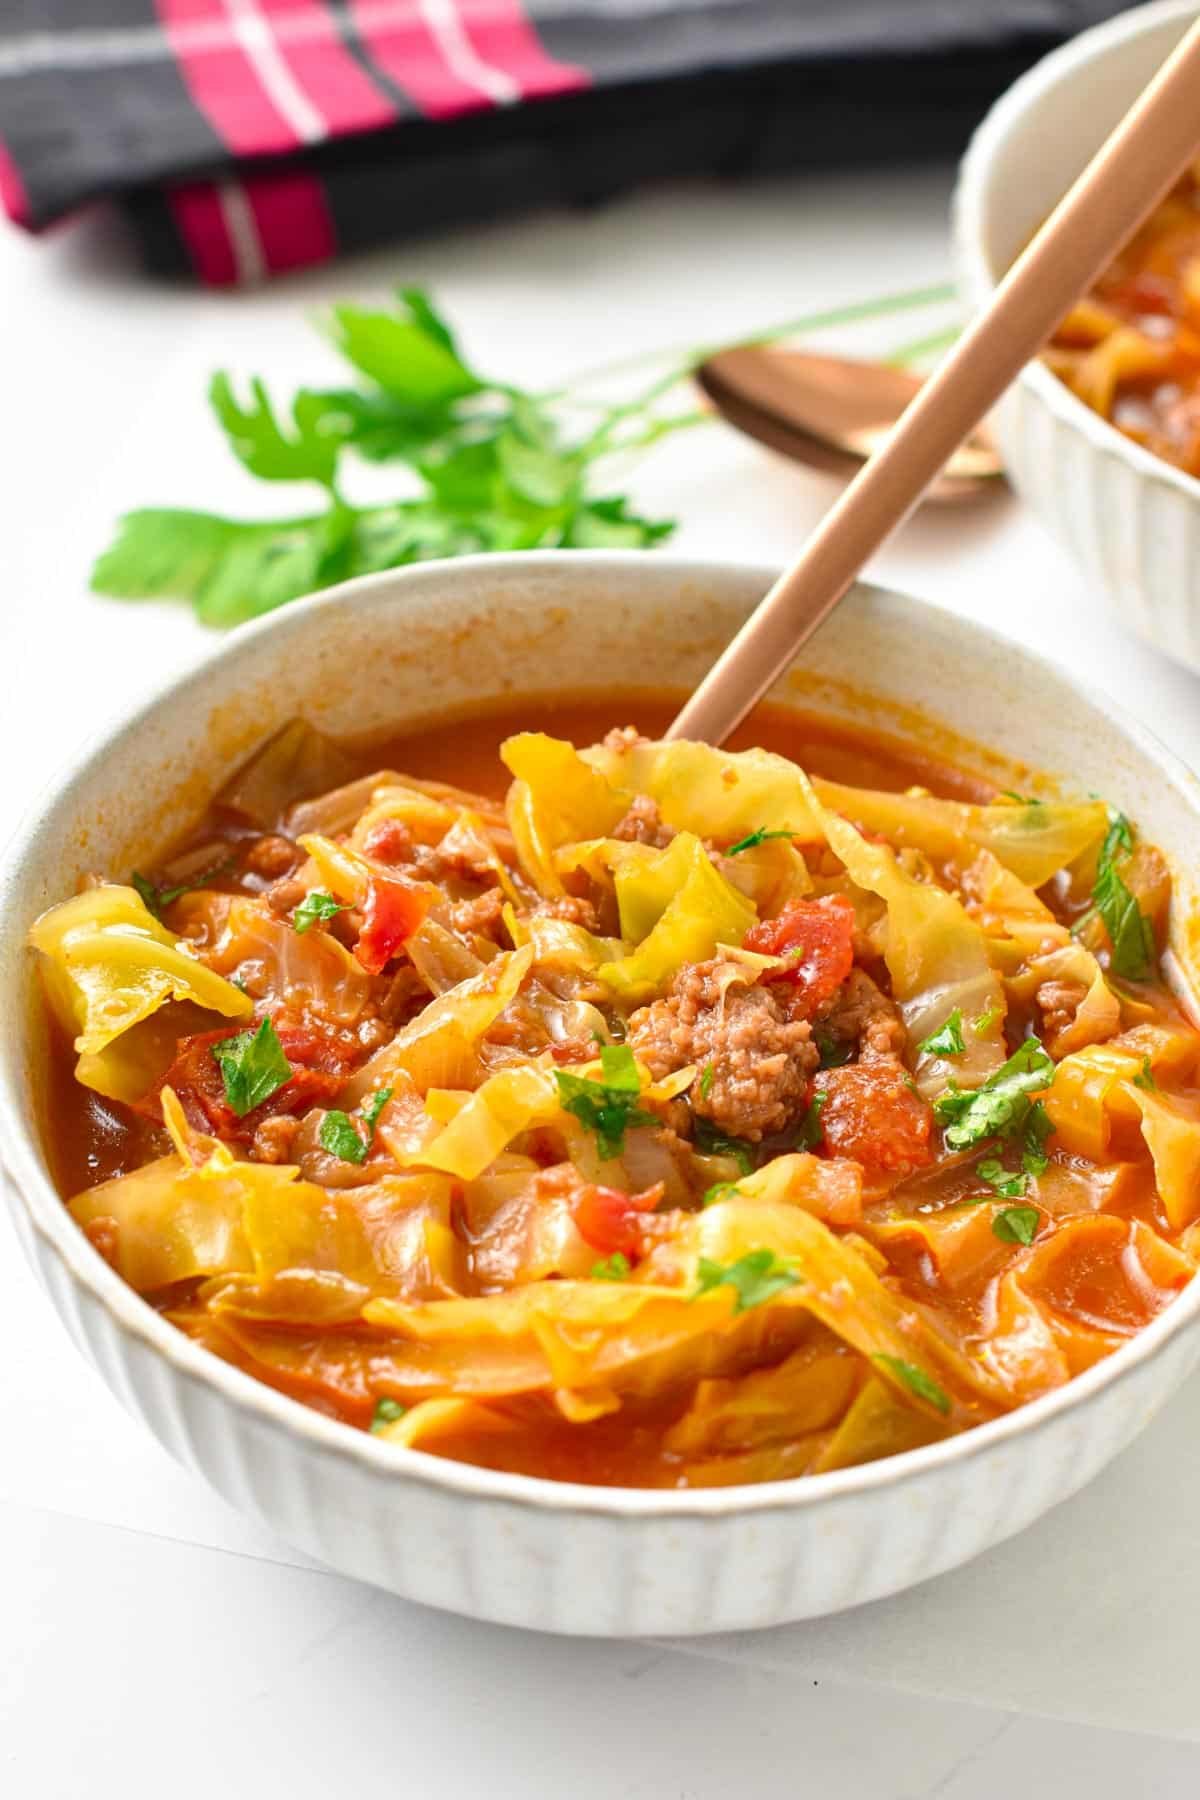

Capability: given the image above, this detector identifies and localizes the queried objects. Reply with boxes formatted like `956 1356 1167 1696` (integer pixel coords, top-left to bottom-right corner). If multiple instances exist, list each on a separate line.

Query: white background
3 162 1200 1794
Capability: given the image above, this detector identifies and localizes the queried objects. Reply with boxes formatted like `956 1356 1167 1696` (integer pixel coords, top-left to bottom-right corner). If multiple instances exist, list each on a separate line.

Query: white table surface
4 162 1200 1795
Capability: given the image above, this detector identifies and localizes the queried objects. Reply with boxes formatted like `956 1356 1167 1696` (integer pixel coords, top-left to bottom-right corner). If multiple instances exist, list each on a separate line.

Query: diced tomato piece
815 1063 933 1174
744 895 856 1015
362 819 413 865
140 1019 351 1142
274 1021 361 1080
572 1182 665 1259
355 877 430 974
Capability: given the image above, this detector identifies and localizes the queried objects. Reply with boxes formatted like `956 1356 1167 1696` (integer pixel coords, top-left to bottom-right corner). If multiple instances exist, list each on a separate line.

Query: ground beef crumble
612 795 676 849
813 967 907 1060
627 958 819 1142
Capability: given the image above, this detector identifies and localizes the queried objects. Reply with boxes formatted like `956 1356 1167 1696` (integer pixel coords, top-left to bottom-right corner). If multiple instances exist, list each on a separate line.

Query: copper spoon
695 346 1003 503
669 15 1200 746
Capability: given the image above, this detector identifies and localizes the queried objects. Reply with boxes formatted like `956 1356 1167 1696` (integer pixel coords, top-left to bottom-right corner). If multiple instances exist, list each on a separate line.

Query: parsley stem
555 283 957 394
885 325 960 368
589 409 714 461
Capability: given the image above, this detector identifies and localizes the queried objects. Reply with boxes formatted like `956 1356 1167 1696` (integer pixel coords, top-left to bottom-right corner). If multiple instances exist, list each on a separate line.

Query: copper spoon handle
668 17 1200 744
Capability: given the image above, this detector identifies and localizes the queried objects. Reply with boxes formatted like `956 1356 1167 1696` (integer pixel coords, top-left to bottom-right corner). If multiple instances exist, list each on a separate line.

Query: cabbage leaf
30 884 251 1100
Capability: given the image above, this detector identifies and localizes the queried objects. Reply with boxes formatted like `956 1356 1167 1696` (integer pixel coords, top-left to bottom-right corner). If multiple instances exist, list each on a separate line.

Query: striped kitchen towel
0 3 1130 285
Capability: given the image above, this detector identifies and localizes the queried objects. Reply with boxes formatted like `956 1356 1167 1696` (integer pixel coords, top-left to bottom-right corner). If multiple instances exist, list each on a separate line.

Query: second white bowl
954 0 1200 671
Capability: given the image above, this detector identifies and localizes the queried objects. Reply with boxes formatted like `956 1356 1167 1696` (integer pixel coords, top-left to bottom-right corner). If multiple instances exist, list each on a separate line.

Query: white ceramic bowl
5 553 1200 1636
954 0 1200 672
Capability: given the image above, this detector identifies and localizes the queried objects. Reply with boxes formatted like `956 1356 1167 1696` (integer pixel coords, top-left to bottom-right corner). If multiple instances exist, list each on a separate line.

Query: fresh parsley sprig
873 1354 952 1417
693 1249 799 1313
92 283 955 627
212 1017 293 1117
131 857 234 922
693 1119 756 1174
318 1086 394 1164
555 1044 657 1161
726 828 797 855
933 1037 1055 1160
591 1252 632 1281
1076 808 1156 980
918 1009 966 1058
293 889 349 935
370 1397 407 1434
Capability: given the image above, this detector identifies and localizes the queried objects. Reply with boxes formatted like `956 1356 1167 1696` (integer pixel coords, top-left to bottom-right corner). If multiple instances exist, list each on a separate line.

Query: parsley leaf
1021 1102 1053 1176
693 1120 756 1174
992 1205 1040 1246
319 1110 369 1164
1133 1055 1158 1092
919 1009 966 1058
1092 859 1156 979
976 1157 1028 1200
973 1006 1000 1035
91 287 682 626
91 284 954 628
319 1086 394 1164
131 857 233 922
693 1250 799 1313
1078 808 1156 980
591 1252 632 1281
212 1018 292 1117
726 828 797 855
873 1355 952 1416
362 1086 394 1134
698 1063 715 1100
209 374 342 488
555 1044 657 1160
292 889 348 934
370 1398 407 1434
933 1037 1055 1152
794 1090 826 1150
1100 810 1134 865
702 1181 743 1207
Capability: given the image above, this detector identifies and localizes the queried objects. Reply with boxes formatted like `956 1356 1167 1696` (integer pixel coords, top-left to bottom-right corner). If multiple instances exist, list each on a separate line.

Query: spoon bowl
695 346 1005 502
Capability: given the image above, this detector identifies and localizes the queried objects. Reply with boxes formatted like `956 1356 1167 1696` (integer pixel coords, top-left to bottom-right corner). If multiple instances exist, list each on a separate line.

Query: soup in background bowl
5 553 1200 1634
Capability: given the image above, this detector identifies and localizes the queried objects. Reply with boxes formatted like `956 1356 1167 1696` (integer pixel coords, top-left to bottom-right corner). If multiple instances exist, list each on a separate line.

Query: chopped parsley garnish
992 1205 1040 1246
973 1006 1000 1035
702 1181 743 1207
319 1086 394 1164
211 1017 292 1118
933 1037 1055 1153
794 1090 826 1150
362 1086 394 1133
998 790 1043 807
292 889 348 935
815 1029 853 1069
976 1157 1028 1200
591 1252 632 1280
555 1043 657 1161
1133 1055 1158 1092
1021 1102 1053 1176
693 1249 799 1313
131 857 234 922
919 1009 966 1058
693 1120 755 1174
370 1398 407 1434
1076 808 1156 980
698 1063 715 1100
873 1355 952 1416
726 828 797 855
